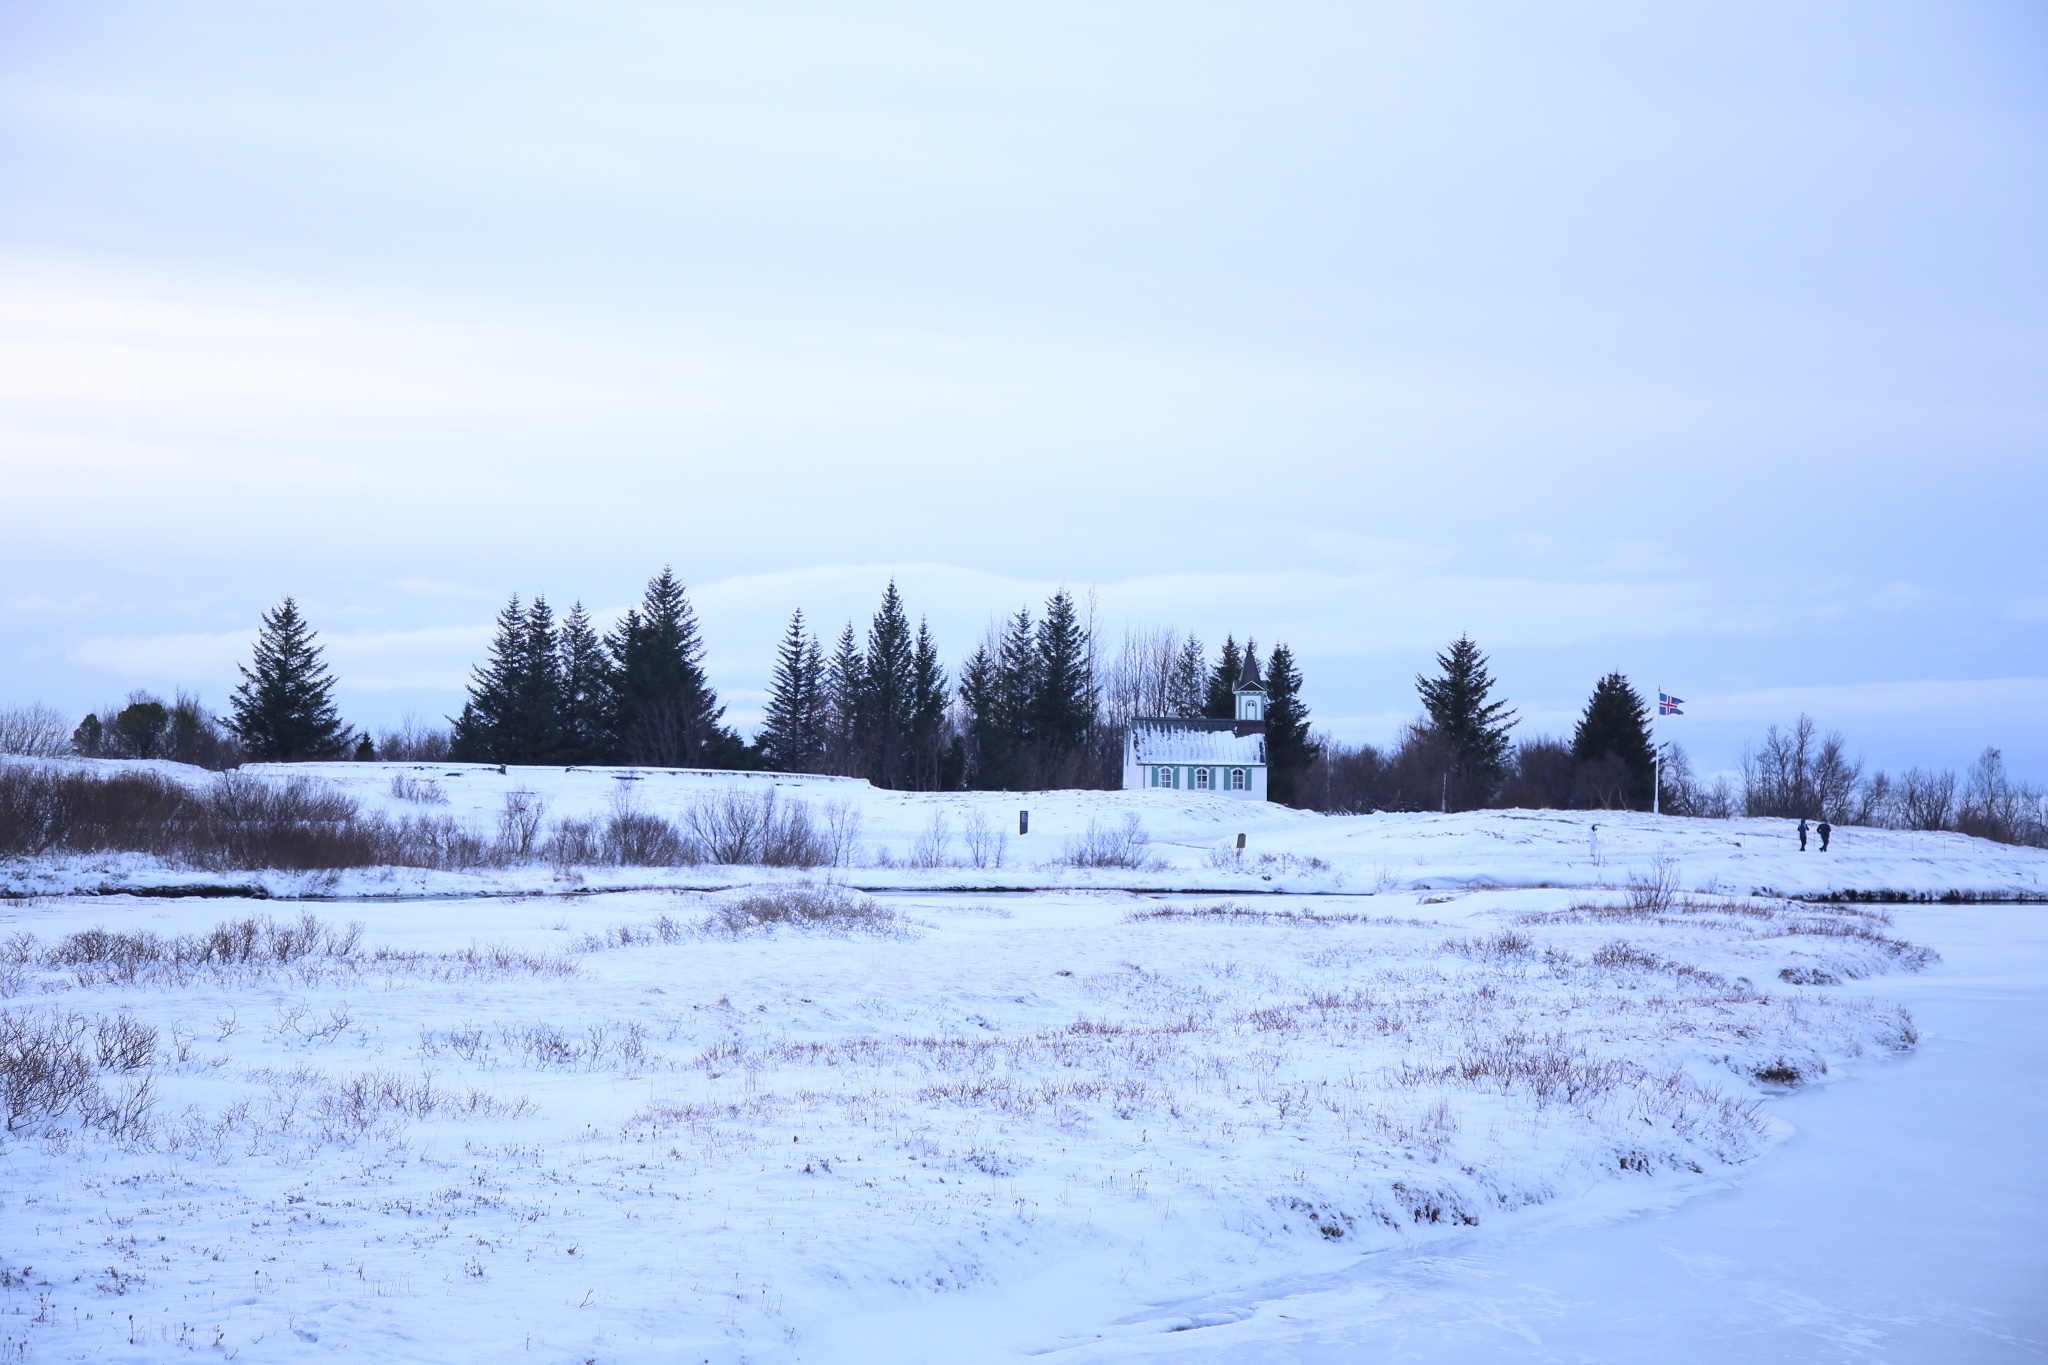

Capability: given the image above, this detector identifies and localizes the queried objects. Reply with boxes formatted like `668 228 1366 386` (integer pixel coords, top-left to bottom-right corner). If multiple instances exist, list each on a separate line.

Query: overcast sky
3 1 2045 777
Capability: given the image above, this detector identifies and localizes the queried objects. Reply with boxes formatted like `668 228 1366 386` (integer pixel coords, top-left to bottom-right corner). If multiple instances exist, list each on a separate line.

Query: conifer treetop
228 597 348 760
1416 634 1517 776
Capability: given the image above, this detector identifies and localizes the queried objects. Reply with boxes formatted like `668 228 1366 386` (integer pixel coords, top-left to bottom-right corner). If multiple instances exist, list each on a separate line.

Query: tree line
19 589 2041 847
100 573 1315 795
1299 636 2048 847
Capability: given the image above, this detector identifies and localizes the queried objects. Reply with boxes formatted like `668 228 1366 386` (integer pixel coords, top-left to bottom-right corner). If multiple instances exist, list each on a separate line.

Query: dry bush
0 705 70 759
92 1015 157 1070
0 765 509 871
710 883 900 936
911 811 953 868
821 799 863 867
682 789 829 867
0 764 189 858
0 1010 99 1131
1625 858 1679 916
374 718 453 763
497 789 546 858
44 914 361 979
387 774 448 805
12 914 568 989
311 1070 530 1138
1125 903 1427 927
420 1019 651 1072
602 801 693 866
961 809 1006 869
1060 813 1154 869
543 817 604 869
1439 931 1536 962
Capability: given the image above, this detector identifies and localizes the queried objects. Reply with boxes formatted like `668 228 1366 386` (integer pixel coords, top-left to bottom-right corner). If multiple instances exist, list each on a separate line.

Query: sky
2 1 2045 779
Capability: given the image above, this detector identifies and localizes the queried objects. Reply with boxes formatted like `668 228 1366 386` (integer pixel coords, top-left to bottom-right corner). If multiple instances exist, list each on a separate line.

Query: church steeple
1234 653 1266 725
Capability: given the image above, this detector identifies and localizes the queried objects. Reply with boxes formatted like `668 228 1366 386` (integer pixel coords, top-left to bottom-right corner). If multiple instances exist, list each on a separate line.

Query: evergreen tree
1204 636 1244 719
858 582 916 787
1032 590 1095 760
452 595 561 764
1263 642 1319 806
958 640 1004 788
824 622 864 776
1571 672 1655 808
608 569 726 767
113 698 171 760
960 608 1036 789
996 608 1037 752
910 618 950 789
556 601 614 764
511 597 564 761
1416 635 1517 801
1167 635 1207 718
228 597 349 760
760 609 828 773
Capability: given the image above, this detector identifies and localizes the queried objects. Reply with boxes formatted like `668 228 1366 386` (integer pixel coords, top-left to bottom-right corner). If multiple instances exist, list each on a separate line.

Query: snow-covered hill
5 758 2044 901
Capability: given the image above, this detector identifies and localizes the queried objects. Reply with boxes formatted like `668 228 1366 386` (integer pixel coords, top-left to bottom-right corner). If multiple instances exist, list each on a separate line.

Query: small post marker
1235 833 1246 850
1018 810 1029 836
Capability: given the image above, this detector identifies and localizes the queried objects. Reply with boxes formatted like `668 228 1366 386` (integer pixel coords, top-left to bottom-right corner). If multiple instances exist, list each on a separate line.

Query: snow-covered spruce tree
1415 635 1517 808
1571 672 1655 809
759 609 827 773
556 601 614 764
228 597 349 760
608 569 729 767
1264 642 1320 806
1204 636 1244 719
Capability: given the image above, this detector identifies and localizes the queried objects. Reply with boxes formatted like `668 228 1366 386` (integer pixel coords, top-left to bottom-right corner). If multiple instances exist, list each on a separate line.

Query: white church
1122 655 1270 800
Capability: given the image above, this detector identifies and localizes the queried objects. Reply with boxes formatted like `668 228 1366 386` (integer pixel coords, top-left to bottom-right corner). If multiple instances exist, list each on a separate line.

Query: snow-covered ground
6 759 2046 902
0 764 2042 1362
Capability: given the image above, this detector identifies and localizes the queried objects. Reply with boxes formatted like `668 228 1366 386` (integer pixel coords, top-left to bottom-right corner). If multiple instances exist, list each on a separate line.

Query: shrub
602 789 694 866
682 789 829 868
1060 813 1153 869
0 704 70 759
1 1010 100 1132
711 883 899 935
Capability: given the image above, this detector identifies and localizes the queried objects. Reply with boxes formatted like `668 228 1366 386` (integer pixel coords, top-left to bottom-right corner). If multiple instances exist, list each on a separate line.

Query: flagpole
1653 685 1660 816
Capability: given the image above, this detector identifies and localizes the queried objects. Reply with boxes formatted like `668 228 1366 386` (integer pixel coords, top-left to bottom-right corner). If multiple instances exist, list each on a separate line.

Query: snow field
0 879 1930 1362
6 759 2045 902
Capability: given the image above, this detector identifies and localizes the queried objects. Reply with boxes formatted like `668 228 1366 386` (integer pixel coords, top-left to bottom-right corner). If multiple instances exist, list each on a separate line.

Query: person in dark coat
1797 818 1809 851
1818 819 1832 852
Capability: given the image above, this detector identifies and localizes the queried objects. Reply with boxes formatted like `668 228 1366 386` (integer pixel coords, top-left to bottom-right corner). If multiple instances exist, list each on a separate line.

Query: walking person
1818 819 1832 852
1797 818 1809 851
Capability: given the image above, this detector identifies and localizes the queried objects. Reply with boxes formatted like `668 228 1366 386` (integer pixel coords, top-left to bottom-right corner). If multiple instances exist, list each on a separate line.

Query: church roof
1127 718 1266 766
1236 653 1265 692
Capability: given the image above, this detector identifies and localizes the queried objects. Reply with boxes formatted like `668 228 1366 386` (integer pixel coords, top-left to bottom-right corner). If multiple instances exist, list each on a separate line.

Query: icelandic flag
1658 692 1684 716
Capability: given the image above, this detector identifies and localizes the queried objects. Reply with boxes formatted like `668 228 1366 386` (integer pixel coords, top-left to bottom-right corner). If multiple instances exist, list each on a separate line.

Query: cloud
68 625 492 695
1690 677 2048 727
2008 597 2048 623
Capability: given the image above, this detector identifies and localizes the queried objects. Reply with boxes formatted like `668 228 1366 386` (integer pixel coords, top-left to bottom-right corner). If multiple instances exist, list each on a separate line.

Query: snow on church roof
1128 719 1266 766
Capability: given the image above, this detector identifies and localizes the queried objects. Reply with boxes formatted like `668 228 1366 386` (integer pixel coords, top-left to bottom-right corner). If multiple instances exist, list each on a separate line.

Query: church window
1194 768 1210 790
1231 768 1246 790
